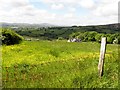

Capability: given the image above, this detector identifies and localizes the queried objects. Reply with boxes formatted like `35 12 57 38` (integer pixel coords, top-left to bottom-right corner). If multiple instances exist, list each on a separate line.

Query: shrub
106 34 115 44
76 33 84 41
117 36 120 44
87 31 98 41
95 34 104 43
57 37 64 40
69 33 76 38
1 28 24 45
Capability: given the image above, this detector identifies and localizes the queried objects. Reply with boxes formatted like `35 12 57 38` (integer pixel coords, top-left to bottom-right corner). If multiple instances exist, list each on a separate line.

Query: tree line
1 28 120 45
69 31 120 44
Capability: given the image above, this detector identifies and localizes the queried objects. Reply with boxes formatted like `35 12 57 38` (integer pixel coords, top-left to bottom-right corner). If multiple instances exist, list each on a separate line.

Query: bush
1 28 24 45
117 36 120 44
106 34 115 44
87 31 98 41
57 37 64 40
69 33 76 38
76 33 84 41
95 34 104 43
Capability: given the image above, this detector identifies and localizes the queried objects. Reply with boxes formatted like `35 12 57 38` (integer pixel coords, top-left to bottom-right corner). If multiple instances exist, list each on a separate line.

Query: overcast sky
0 0 119 26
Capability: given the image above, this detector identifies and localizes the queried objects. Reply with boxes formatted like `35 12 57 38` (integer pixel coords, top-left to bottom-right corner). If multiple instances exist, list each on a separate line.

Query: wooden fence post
98 37 106 77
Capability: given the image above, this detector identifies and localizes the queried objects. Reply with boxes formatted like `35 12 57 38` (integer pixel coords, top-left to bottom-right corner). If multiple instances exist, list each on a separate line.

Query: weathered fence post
98 37 106 77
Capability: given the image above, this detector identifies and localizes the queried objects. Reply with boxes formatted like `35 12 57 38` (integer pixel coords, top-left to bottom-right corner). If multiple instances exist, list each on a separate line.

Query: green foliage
57 37 64 40
112 33 120 44
69 31 120 44
95 33 104 43
69 32 76 38
69 31 98 42
117 36 120 44
82 32 89 41
105 34 115 44
14 23 119 41
2 28 23 45
49 49 60 57
87 31 98 41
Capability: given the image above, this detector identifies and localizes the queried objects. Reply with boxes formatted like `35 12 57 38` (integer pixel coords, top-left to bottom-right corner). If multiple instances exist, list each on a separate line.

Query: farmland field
2 40 118 88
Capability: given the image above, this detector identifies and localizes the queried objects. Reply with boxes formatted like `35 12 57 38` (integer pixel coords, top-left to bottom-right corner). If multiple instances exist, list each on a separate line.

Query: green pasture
2 41 118 88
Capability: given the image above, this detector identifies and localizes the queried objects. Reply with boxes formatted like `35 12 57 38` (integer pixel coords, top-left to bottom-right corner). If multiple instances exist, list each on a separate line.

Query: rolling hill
1 22 119 40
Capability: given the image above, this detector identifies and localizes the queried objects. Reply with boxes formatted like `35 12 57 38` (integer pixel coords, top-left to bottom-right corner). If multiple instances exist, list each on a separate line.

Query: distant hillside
1 22 119 40
1 22 58 28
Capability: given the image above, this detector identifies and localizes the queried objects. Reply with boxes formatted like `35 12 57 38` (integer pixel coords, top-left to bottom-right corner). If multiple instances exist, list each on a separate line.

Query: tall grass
2 40 118 88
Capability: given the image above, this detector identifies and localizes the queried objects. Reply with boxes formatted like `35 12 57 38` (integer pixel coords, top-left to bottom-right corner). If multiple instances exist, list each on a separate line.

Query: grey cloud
11 2 28 7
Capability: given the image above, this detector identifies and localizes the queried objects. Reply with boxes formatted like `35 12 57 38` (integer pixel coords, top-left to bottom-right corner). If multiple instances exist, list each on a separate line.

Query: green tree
87 31 98 41
117 36 120 44
2 28 24 45
77 33 84 40
83 32 89 41
95 33 105 43
106 34 115 44
69 33 76 38
58 37 64 40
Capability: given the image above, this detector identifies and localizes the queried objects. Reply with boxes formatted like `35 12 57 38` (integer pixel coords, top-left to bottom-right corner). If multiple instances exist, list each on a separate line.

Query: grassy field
2 40 118 88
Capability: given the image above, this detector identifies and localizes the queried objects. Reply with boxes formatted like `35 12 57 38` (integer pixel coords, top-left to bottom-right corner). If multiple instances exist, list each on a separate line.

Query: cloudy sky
0 0 119 26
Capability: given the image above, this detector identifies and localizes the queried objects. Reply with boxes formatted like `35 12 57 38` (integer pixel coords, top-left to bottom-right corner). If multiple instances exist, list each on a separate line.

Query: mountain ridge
1 22 58 28
0 22 118 28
